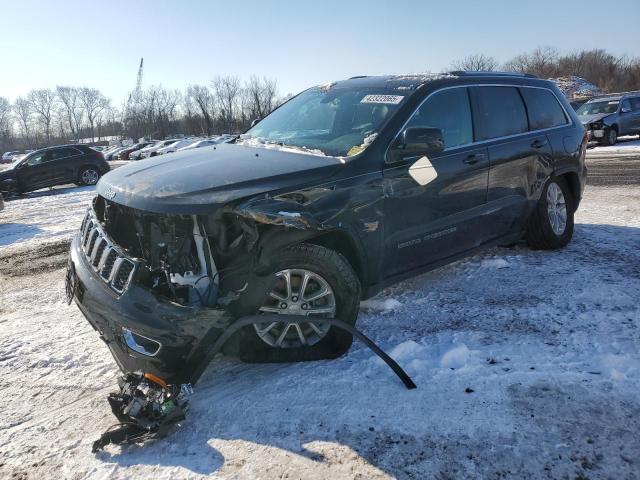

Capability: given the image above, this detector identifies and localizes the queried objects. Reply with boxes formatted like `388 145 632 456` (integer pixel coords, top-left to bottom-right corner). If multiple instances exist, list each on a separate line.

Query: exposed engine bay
92 195 259 308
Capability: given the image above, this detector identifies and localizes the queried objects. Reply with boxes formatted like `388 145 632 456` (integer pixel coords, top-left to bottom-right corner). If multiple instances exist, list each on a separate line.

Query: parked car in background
155 139 199 155
118 142 153 160
576 92 640 145
135 140 177 159
2 151 22 163
0 144 110 194
1 150 32 163
68 72 587 381
177 139 219 151
104 146 130 161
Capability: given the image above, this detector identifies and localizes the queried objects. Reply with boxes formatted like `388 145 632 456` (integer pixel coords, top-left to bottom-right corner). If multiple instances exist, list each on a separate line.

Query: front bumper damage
69 230 416 452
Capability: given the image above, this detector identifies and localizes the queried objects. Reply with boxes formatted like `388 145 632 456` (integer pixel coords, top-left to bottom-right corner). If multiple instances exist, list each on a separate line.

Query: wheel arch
557 170 581 207
303 229 367 293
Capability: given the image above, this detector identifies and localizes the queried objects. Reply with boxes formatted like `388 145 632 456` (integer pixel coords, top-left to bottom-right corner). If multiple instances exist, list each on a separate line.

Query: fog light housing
122 328 162 357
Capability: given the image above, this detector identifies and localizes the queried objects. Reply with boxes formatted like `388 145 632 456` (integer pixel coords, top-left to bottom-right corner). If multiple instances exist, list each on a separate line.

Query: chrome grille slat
78 210 136 295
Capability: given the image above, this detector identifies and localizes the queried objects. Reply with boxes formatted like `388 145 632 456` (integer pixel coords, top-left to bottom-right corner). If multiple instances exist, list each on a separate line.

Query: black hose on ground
188 314 417 390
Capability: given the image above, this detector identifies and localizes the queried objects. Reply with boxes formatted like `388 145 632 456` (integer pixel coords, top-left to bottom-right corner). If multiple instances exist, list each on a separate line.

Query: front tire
525 176 574 250
602 127 617 146
234 243 361 363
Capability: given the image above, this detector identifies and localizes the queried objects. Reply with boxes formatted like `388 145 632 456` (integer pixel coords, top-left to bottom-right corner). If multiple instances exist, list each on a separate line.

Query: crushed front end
67 195 256 384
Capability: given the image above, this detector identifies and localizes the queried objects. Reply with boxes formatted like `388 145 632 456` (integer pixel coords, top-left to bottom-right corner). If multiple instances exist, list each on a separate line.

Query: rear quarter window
473 86 528 140
520 88 568 130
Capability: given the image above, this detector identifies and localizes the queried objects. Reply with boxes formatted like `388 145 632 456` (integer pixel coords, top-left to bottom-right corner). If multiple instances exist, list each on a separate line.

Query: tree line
451 47 640 92
2 47 640 153
0 75 284 152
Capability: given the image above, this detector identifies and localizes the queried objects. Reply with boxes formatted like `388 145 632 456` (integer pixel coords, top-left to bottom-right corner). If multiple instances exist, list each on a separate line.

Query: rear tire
78 166 101 186
525 176 574 250
233 243 361 363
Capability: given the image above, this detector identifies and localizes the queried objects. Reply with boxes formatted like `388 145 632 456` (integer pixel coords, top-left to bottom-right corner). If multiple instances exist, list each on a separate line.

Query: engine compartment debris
92 372 192 452
92 314 416 451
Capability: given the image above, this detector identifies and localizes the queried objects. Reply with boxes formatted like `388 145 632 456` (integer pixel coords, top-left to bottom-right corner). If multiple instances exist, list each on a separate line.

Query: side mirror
387 127 444 163
250 118 261 128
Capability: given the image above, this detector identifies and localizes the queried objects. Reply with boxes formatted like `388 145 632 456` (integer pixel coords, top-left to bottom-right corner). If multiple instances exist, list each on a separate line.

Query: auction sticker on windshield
360 94 404 104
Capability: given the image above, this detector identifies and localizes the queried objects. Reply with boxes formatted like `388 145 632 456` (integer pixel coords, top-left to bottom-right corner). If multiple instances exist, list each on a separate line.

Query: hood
578 113 613 125
0 167 17 180
96 143 343 214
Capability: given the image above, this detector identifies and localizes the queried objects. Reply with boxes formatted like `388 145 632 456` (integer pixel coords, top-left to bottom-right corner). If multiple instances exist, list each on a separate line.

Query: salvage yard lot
1 163 640 478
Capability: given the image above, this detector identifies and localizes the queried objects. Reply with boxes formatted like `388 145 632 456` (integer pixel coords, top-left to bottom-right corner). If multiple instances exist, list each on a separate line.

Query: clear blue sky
1 0 639 103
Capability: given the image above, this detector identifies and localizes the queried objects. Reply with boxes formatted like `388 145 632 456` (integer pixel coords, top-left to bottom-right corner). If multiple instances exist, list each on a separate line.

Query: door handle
531 139 548 149
463 153 486 165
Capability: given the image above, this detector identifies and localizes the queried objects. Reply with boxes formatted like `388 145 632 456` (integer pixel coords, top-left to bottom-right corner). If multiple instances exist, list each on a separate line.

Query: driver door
17 151 53 192
382 87 490 278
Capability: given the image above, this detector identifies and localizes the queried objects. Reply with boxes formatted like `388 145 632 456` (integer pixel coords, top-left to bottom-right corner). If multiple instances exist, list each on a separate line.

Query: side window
620 99 632 112
405 88 473 149
520 88 568 130
631 97 640 111
48 147 80 161
473 86 528 140
25 152 48 166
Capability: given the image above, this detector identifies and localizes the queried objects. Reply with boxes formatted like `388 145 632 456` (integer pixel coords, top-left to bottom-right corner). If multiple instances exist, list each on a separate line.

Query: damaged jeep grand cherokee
68 72 587 391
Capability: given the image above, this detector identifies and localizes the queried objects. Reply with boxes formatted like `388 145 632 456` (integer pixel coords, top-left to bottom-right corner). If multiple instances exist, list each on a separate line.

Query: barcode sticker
361 94 404 105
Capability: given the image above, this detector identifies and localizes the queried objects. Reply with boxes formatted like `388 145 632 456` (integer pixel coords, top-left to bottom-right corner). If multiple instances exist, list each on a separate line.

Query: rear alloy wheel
79 167 100 186
525 176 574 250
235 243 361 363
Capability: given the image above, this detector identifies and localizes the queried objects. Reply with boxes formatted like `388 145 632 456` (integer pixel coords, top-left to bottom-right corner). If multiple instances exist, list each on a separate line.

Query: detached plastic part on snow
92 314 416 452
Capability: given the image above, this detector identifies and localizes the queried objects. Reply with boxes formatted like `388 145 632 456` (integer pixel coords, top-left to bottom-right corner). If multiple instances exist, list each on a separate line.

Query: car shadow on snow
3 184 95 202
0 223 43 246
94 222 640 478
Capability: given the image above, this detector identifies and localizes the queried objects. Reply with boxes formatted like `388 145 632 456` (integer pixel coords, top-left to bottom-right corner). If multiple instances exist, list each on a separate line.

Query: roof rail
450 70 538 79
590 90 640 98
348 75 368 80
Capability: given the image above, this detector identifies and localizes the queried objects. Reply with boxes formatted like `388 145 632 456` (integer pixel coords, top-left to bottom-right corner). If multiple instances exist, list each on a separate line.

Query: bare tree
13 97 33 146
78 87 109 141
0 97 13 150
451 54 499 72
212 75 242 132
244 76 278 121
187 84 215 135
27 88 57 144
56 86 85 141
504 46 559 78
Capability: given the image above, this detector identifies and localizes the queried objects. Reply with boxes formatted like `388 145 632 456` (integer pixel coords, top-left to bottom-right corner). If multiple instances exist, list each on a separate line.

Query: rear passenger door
470 86 554 239
48 147 84 183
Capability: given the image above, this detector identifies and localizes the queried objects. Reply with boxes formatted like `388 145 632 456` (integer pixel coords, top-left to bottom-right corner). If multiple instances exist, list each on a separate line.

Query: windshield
577 100 619 116
242 86 407 157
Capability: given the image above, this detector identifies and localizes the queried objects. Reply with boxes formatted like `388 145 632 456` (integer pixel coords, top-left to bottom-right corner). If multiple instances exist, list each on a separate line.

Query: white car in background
155 139 200 155
136 140 178 159
177 139 219 151
104 146 129 161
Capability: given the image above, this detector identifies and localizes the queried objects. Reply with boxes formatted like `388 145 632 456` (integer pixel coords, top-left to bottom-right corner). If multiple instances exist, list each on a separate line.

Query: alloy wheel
82 169 99 185
254 268 336 348
546 182 567 236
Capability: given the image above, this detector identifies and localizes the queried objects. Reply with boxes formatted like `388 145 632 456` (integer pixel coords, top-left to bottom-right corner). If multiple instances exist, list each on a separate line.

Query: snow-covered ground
588 136 640 157
0 186 95 252
1 185 639 479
